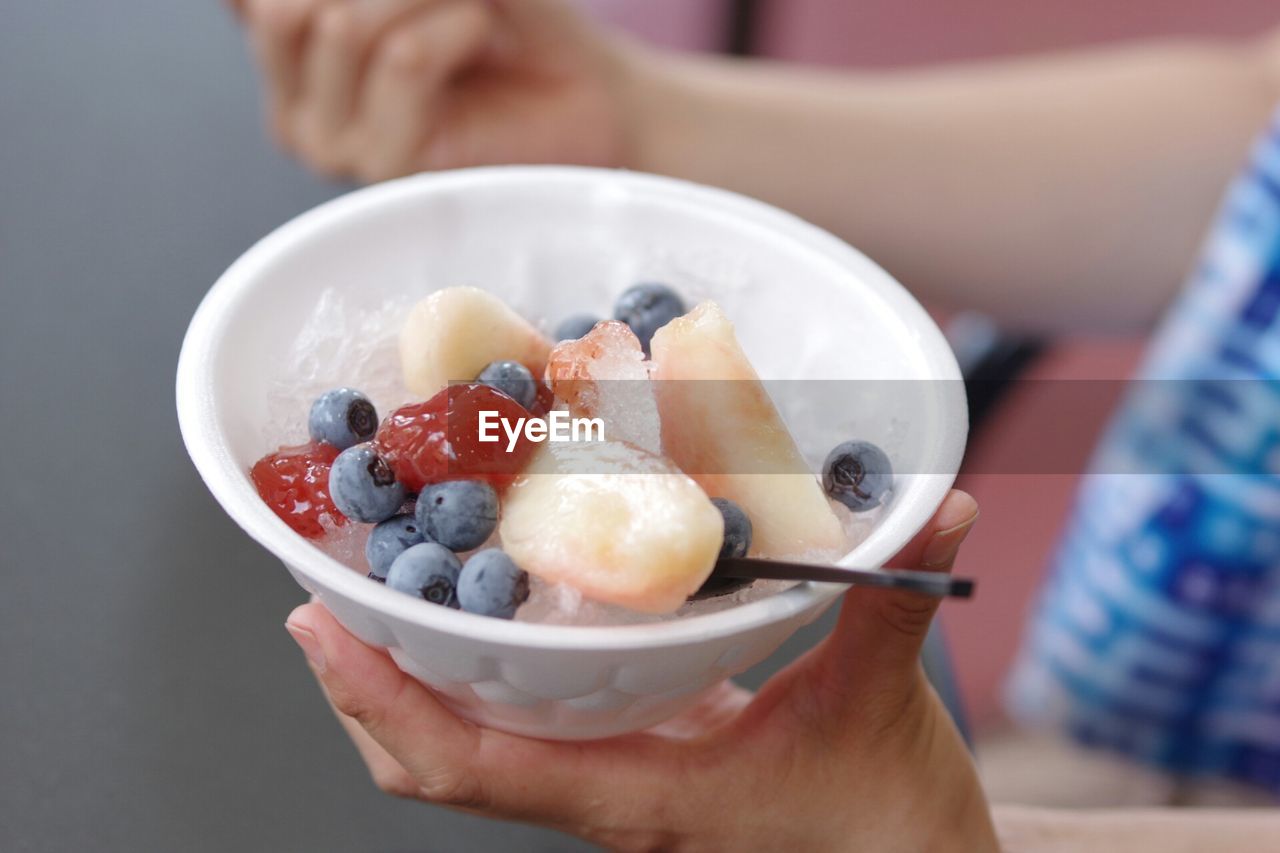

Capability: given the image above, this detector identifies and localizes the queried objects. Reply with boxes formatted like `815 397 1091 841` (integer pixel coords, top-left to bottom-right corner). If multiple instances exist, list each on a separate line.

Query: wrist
855 684 999 853
610 41 716 175
908 699 1000 853
788 682 1000 853
927 774 1000 853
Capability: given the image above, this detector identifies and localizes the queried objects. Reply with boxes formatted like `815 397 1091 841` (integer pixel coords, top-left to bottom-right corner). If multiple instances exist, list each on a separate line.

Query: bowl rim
176 165 966 651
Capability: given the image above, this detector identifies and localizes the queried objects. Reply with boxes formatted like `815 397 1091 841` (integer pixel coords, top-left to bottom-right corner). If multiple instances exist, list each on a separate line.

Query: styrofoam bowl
177 166 966 740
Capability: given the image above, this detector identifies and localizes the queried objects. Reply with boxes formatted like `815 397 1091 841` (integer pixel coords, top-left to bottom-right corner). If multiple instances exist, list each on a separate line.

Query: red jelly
376 383 537 491
250 441 346 539
528 379 556 418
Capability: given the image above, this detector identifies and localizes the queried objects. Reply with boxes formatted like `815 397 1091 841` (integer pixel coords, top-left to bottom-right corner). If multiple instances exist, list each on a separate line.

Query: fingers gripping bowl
176 167 967 740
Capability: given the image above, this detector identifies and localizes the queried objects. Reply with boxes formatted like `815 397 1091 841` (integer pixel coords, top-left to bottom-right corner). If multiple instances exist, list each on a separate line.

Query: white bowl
177 166 966 740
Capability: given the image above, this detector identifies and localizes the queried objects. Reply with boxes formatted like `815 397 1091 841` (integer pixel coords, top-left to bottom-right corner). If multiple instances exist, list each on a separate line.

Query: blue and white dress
1007 114 1280 793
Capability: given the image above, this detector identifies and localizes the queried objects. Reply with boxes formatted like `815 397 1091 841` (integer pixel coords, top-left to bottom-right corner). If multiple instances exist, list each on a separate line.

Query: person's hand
284 489 996 851
228 0 640 182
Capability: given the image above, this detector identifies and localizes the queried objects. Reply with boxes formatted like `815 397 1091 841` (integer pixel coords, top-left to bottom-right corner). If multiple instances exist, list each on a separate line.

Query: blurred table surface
0 4 836 850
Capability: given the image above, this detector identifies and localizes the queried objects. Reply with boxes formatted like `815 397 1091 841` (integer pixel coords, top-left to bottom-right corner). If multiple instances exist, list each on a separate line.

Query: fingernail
921 514 978 568
285 620 326 673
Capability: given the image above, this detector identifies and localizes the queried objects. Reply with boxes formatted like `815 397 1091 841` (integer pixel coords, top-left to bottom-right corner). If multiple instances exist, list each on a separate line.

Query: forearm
626 34 1280 332
994 804 1280 852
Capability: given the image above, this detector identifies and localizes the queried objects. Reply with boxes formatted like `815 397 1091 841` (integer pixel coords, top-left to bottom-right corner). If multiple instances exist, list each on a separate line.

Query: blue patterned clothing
1007 114 1280 793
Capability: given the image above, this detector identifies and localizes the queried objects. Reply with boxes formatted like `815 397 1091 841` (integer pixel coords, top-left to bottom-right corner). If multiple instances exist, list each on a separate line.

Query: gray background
0 3 840 850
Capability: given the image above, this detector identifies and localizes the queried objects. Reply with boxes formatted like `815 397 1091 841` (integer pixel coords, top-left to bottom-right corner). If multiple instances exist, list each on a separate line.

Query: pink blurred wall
759 0 1280 66
948 342 1144 727
581 0 1280 728
586 0 1280 61
579 0 728 52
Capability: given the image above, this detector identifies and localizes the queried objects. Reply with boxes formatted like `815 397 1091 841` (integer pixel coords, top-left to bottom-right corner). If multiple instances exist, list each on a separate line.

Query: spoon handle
712 557 975 599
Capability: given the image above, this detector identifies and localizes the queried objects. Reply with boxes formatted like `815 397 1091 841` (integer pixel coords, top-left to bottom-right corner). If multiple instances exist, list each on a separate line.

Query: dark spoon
690 557 975 601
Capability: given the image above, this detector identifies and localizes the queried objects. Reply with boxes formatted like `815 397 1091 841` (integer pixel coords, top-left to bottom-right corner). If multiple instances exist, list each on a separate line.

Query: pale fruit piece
544 321 662 454
650 301 846 558
500 441 723 614
400 286 553 397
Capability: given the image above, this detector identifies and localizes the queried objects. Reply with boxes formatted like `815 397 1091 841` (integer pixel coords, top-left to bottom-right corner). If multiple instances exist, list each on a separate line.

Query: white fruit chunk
544 321 662 454
650 301 846 559
400 286 552 397
500 441 723 614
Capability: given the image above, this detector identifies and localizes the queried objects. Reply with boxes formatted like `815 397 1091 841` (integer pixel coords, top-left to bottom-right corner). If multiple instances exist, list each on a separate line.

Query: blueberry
711 497 752 559
415 480 499 552
457 549 530 619
613 283 685 355
822 440 892 512
476 360 537 410
329 443 406 523
554 313 600 341
386 542 462 607
308 388 378 451
365 513 427 580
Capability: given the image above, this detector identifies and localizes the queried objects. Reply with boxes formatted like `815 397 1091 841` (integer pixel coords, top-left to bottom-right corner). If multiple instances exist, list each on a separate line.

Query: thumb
284 603 489 808
816 489 979 697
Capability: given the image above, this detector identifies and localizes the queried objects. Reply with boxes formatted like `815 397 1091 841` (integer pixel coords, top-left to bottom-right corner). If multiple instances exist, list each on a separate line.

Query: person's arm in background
994 804 1280 852
231 0 1280 333
638 38 1280 333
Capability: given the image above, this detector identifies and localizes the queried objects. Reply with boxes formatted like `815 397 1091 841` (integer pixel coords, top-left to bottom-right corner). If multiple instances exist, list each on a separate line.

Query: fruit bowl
176 166 966 740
